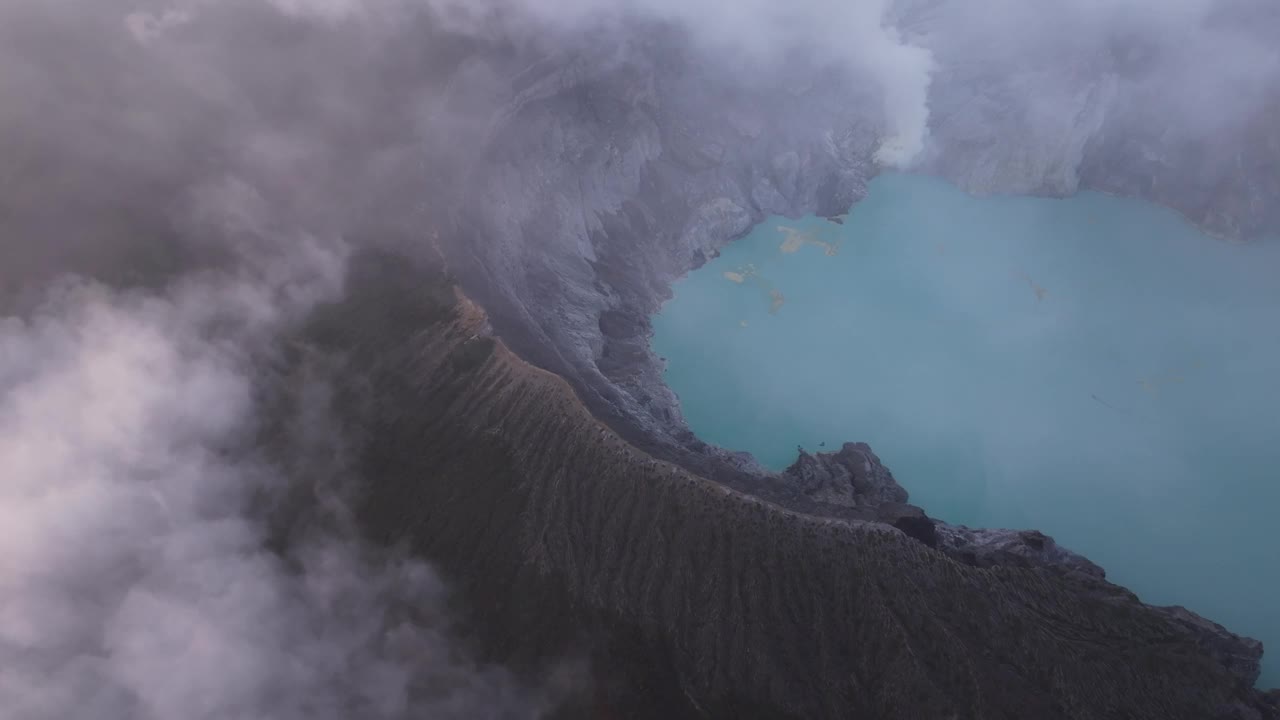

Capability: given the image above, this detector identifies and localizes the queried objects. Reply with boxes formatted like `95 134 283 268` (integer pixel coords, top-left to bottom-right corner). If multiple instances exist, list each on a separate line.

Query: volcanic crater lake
651 173 1280 687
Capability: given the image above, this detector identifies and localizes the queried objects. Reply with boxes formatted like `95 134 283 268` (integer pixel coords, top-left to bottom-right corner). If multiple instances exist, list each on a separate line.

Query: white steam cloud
119 0 1279 179
1 1 562 717
431 0 935 166
428 0 1278 173
0 241 552 719
128 0 939 167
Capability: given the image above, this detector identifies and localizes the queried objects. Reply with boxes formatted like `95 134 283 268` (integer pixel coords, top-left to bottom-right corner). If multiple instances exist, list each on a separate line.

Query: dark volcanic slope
315 258 1276 719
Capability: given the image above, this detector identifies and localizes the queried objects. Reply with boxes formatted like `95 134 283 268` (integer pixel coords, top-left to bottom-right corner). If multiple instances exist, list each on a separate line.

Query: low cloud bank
0 3 559 718
0 238 561 719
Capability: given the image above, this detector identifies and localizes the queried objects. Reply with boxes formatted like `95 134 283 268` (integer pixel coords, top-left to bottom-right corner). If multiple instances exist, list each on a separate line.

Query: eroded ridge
310 259 1275 720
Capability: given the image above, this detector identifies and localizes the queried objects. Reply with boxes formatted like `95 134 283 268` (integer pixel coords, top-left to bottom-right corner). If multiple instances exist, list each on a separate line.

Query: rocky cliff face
308 255 1276 718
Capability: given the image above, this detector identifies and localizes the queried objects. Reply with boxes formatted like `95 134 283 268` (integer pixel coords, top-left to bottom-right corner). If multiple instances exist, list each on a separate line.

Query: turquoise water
652 173 1280 687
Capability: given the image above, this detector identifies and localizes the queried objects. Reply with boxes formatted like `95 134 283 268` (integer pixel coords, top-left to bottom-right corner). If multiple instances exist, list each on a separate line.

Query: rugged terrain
304 253 1275 718
391 19 1280 716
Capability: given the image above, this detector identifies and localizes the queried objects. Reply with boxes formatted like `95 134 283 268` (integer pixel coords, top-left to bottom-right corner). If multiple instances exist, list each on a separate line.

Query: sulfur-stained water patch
721 263 787 314
778 225 841 256
653 173 1280 688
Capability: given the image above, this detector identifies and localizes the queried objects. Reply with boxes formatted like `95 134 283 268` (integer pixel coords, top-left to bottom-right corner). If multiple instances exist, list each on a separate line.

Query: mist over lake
654 173 1280 687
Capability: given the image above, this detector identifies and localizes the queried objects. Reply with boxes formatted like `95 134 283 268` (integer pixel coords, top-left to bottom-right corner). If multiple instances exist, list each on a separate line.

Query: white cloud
0 245 549 719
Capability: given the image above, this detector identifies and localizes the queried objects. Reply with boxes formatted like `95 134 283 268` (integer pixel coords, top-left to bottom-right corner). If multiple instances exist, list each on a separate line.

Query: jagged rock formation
309 256 1276 718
